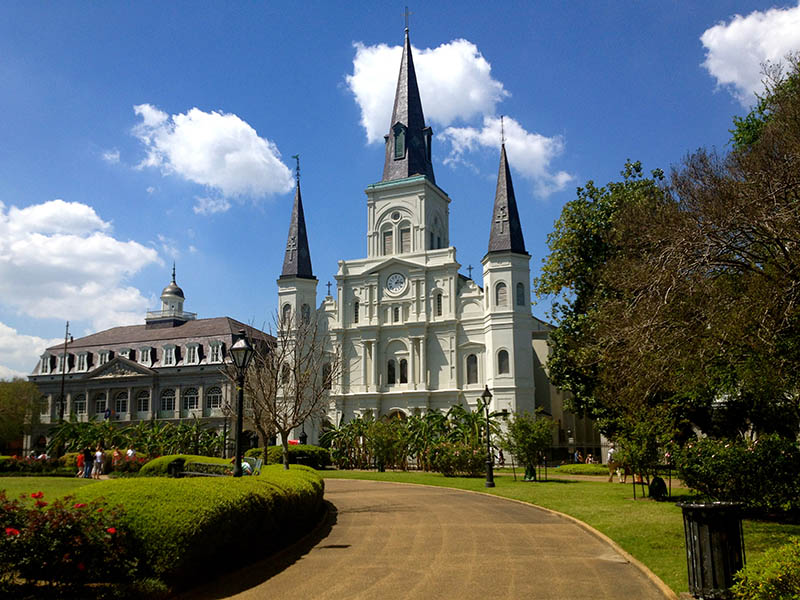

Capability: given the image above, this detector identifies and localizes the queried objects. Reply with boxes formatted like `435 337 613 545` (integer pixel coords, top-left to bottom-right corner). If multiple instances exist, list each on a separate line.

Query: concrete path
187 479 672 600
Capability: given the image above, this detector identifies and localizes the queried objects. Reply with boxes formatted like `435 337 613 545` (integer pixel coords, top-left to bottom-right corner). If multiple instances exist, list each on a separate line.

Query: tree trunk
281 435 290 470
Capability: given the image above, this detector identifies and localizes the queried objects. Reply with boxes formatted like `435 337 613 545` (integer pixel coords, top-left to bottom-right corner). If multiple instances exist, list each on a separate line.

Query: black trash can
678 502 745 599
167 458 186 478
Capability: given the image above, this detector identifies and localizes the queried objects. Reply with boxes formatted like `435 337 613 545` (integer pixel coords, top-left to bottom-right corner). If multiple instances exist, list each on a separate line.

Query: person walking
82 447 93 478
92 446 104 480
76 451 84 477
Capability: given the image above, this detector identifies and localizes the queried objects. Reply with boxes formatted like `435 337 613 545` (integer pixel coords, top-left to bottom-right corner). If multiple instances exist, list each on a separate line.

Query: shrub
0 456 72 476
676 434 800 513
555 463 609 475
253 445 331 470
732 536 800 600
0 490 137 585
71 465 324 587
138 454 230 477
430 441 485 477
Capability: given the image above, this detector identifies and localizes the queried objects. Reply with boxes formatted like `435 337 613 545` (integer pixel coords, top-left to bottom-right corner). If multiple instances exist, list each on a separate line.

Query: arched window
73 394 86 415
206 387 223 410
516 282 525 306
400 359 408 384
383 229 393 255
160 389 175 412
353 300 360 324
495 282 508 307
282 303 291 325
387 359 396 385
466 354 478 384
498 350 510 375
183 387 199 410
301 303 311 324
435 292 443 316
115 392 128 414
136 391 149 413
93 393 106 415
400 228 411 253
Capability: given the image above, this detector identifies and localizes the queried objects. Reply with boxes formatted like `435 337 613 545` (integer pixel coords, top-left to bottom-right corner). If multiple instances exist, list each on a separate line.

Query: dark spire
382 28 435 184
280 169 314 280
487 144 527 255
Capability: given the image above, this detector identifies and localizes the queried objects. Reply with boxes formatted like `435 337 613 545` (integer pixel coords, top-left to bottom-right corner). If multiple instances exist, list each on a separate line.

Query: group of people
75 446 105 479
573 450 597 464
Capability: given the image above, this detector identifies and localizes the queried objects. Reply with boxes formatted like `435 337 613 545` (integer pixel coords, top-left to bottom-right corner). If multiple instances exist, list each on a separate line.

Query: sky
2 1 800 379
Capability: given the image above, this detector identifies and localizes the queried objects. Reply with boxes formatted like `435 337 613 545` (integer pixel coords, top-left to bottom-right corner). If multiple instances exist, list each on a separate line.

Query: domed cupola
160 264 185 311
146 264 196 329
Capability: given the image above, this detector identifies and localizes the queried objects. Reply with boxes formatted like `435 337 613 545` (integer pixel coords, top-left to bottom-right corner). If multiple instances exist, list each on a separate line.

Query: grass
323 470 800 595
0 476 98 500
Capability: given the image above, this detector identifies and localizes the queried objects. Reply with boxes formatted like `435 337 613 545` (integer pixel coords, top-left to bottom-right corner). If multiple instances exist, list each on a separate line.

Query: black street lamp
481 385 494 488
230 330 254 478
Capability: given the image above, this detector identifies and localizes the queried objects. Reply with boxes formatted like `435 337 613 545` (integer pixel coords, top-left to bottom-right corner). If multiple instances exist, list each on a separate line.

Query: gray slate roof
280 181 315 280
382 29 435 184
487 144 527 255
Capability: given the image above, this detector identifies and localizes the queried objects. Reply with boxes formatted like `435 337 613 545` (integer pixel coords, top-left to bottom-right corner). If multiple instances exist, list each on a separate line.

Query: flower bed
246 445 332 469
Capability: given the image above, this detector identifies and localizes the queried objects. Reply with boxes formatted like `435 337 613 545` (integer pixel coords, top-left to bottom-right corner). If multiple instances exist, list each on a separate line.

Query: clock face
386 273 406 293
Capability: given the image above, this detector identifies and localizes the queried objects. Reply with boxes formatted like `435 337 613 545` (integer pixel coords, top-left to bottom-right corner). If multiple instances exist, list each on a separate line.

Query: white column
409 338 416 390
126 386 133 422
174 385 181 419
420 339 427 390
361 341 368 392
372 340 379 392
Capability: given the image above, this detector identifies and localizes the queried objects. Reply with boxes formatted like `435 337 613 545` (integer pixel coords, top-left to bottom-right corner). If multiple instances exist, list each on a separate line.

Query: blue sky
2 1 799 378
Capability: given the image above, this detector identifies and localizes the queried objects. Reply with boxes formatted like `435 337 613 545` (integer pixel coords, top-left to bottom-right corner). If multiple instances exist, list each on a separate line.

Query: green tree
0 380 40 452
500 411 553 481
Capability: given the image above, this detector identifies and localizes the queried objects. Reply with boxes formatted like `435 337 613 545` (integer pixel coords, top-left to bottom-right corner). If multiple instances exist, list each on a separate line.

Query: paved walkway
186 479 672 600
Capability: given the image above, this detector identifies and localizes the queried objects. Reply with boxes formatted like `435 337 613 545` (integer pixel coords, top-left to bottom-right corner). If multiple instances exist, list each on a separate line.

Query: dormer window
98 351 110 366
118 348 132 360
77 353 88 372
40 355 51 374
162 345 176 366
139 347 152 366
393 123 406 159
57 354 67 374
186 344 199 365
209 342 222 363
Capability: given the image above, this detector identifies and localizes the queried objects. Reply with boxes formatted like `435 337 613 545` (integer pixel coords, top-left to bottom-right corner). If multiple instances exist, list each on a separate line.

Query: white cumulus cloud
0 323 62 379
193 196 231 215
133 104 294 199
0 199 159 350
443 116 574 197
102 149 120 164
347 38 509 143
701 3 800 105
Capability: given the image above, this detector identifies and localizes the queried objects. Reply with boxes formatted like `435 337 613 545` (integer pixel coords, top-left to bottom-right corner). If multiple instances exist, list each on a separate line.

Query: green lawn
0 476 99 501
323 470 800 595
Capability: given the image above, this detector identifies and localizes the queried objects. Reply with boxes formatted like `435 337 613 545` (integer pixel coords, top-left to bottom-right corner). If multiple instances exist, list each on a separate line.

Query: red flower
35 500 48 508
106 527 116 534
30 491 44 499
5 527 20 536
74 503 87 508
96 508 103 513
77 562 85 571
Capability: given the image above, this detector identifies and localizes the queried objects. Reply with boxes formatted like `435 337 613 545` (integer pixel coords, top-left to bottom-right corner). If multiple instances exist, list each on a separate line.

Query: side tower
277 165 317 329
366 27 451 259
481 144 535 413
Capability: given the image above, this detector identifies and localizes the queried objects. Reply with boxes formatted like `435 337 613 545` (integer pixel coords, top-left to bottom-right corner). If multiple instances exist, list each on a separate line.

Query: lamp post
481 385 494 488
230 330 254 478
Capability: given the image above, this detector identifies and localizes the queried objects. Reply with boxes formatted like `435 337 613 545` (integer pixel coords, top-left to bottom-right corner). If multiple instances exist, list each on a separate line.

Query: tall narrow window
115 392 128 414
498 350 510 375
393 306 400 323
162 346 175 366
400 359 408 384
436 236 441 249
40 355 50 374
136 391 149 413
209 343 221 363
160 389 175 412
429 232 434 250
183 387 199 410
206 387 223 409
400 228 411 253
435 293 443 316
282 303 291 325
186 345 198 364
77 353 87 372
495 282 508 307
467 354 478 384
516 282 525 306
281 364 290 386
387 359 396 384
301 303 311 324
383 230 393 255
73 394 86 415
322 363 332 390
393 124 406 159
353 300 359 324
94 394 107 415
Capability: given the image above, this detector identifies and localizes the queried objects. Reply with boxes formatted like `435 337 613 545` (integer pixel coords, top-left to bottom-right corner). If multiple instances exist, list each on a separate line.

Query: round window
391 211 401 221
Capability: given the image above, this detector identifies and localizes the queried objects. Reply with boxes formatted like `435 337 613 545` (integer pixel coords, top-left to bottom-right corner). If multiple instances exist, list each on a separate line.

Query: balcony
145 310 197 321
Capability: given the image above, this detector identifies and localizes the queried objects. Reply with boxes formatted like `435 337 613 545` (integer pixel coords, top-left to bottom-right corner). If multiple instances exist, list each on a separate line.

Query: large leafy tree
0 380 40 452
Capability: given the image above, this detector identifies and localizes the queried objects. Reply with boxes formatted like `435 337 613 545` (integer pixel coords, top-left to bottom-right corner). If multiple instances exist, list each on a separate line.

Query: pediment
86 357 156 380
368 256 424 274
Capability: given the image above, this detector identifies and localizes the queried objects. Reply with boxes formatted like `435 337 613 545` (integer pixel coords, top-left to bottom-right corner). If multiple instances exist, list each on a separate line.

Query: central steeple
382 28 435 184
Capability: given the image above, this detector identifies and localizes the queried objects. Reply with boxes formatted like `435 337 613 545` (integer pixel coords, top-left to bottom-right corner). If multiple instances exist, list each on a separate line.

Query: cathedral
278 29 598 458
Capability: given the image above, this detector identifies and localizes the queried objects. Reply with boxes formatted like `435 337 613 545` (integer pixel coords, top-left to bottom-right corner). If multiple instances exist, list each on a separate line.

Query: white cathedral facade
277 29 598 457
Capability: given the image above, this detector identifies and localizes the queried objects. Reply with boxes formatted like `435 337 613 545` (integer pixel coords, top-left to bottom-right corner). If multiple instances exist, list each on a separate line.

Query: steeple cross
404 6 412 29
286 235 297 261
326 280 332 295
467 265 473 279
291 154 300 181
495 205 508 234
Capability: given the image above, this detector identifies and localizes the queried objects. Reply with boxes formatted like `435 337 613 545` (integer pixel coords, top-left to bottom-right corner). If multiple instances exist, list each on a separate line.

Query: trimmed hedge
138 454 230 476
246 445 331 470
555 463 609 475
72 464 324 587
732 536 800 599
